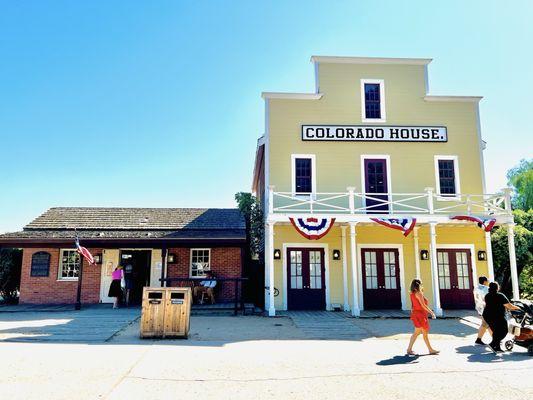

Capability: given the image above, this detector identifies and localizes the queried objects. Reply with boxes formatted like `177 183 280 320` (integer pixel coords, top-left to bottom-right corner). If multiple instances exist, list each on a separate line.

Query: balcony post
429 222 443 316
425 187 434 214
507 223 520 300
502 187 513 215
268 185 275 214
349 222 360 316
484 231 494 281
347 186 355 214
341 225 350 311
466 195 472 215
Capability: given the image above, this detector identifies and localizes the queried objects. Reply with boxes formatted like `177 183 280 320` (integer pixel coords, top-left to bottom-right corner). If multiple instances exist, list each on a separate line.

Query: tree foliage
235 192 264 260
507 158 533 211
0 248 22 303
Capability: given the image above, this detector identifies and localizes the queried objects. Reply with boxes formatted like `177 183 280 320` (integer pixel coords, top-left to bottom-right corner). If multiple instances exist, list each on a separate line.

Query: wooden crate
140 287 191 339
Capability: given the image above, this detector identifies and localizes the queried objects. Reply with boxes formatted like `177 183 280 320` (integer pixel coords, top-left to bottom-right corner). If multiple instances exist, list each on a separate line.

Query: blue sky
0 1 532 233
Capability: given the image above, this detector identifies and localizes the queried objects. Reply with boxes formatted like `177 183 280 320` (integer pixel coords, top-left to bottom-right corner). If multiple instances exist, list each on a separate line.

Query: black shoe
475 338 485 345
488 343 503 353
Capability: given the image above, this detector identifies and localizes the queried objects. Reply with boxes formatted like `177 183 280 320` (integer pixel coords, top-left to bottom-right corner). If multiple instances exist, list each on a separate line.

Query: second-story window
292 154 316 195
435 156 460 197
361 79 386 122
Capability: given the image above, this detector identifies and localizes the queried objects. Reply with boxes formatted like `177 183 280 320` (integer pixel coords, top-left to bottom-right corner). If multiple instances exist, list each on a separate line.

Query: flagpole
75 253 84 310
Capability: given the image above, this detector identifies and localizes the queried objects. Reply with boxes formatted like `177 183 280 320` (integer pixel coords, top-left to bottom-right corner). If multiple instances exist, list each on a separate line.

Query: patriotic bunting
75 237 96 265
451 215 497 232
289 217 336 240
370 217 417 237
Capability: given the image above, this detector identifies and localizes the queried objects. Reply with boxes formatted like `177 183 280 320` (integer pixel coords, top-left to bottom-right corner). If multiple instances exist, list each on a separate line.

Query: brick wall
166 247 243 302
19 247 102 304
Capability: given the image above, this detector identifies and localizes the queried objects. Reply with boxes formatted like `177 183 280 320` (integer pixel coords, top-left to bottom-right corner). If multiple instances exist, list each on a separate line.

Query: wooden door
437 249 475 309
362 249 401 309
100 249 119 303
364 159 389 213
287 248 326 310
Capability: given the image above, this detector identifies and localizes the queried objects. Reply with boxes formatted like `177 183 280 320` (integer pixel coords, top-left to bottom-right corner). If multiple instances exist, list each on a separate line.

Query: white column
413 227 421 279
484 231 494 282
429 223 443 316
349 222 360 316
507 223 520 300
341 225 350 311
265 221 276 316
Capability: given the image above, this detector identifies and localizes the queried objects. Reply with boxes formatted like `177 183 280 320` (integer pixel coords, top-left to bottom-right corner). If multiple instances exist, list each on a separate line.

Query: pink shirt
112 269 123 280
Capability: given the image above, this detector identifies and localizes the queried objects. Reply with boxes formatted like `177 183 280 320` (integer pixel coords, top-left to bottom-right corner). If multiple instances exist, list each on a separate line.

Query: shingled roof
0 207 246 244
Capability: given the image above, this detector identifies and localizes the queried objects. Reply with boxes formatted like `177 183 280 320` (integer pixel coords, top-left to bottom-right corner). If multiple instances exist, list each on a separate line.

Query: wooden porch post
507 224 520 300
160 247 167 288
341 225 350 312
349 222 360 317
266 221 276 316
429 223 443 316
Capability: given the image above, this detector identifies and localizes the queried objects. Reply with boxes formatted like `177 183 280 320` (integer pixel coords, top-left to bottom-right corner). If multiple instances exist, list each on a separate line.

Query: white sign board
302 125 447 142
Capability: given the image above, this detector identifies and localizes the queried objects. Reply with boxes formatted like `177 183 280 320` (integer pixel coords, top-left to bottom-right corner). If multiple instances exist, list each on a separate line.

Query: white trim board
357 244 408 311
360 154 392 210
282 243 331 311
360 79 386 123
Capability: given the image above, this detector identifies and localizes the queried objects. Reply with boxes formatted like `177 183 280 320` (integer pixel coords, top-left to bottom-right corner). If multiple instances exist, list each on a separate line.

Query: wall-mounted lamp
167 253 176 263
332 249 341 261
273 249 281 260
420 250 429 260
477 251 487 261
94 254 102 264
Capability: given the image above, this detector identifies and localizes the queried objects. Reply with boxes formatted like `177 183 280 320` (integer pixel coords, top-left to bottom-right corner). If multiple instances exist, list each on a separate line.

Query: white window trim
434 155 461 201
189 248 211 278
57 248 80 281
291 154 316 198
360 79 386 123
360 154 392 211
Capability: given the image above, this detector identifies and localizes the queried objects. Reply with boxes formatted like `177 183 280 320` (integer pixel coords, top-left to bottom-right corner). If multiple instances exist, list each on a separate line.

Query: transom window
59 249 80 280
435 156 460 197
190 249 210 277
361 79 386 122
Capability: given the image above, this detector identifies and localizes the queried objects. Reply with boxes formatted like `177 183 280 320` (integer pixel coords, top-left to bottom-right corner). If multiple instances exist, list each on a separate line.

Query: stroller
505 300 533 355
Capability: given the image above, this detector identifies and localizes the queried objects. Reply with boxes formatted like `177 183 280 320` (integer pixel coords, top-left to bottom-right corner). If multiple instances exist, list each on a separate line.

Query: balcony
267 187 513 223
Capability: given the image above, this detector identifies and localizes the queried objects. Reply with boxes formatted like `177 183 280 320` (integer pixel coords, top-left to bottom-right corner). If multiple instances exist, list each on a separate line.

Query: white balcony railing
267 186 512 217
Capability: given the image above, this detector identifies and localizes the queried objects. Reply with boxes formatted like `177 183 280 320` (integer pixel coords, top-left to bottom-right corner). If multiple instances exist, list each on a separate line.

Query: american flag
75 237 95 265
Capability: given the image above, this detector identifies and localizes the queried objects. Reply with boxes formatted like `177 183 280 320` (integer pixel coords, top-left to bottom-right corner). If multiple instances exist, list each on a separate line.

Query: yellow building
252 56 519 316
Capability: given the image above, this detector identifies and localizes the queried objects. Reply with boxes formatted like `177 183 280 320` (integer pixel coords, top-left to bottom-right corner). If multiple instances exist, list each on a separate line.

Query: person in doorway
482 282 520 353
108 265 124 309
124 263 134 306
473 276 492 345
406 279 439 356
193 271 217 304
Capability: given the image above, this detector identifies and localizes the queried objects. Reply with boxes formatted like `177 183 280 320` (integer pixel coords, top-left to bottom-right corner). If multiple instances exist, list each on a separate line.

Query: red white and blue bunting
451 215 496 232
370 217 417 237
289 217 336 240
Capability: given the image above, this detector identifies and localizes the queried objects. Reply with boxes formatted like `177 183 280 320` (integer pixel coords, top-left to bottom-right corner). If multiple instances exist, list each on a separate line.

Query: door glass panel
309 251 322 289
383 251 397 289
364 251 378 289
289 251 303 289
455 251 470 289
437 251 451 289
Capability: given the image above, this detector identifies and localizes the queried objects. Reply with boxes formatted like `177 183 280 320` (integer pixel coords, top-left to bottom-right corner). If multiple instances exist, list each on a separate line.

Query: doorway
119 250 152 305
361 248 402 309
286 248 326 310
363 158 389 213
437 249 475 309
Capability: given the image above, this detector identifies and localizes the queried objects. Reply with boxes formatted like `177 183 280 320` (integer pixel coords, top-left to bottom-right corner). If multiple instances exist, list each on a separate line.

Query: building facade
252 56 519 316
0 207 246 305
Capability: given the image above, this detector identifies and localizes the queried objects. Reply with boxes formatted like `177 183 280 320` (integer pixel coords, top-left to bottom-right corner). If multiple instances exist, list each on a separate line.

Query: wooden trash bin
140 287 191 339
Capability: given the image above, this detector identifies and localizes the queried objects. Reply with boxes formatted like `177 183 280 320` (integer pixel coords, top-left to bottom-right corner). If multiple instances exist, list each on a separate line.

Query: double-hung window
435 156 460 198
190 249 210 277
58 249 80 280
292 154 316 196
361 79 386 122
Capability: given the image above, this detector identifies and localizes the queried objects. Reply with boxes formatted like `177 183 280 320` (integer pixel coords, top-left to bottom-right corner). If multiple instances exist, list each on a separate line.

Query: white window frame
189 248 211 278
434 155 461 200
360 154 392 210
291 154 316 198
58 248 80 281
360 79 386 123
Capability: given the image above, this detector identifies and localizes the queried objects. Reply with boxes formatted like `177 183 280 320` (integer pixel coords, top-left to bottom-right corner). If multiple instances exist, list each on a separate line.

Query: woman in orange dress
406 279 439 356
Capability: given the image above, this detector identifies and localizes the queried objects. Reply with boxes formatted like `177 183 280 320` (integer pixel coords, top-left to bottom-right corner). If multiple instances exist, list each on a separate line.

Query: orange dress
410 292 430 331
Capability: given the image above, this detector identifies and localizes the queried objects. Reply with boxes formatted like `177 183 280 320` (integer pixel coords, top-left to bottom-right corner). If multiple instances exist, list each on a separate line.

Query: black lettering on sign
389 128 399 139
305 127 315 138
316 128 325 138
336 128 344 138
346 128 354 138
431 129 440 139
375 128 384 139
421 129 430 139
400 129 410 139
412 128 420 139
365 128 374 139
326 128 334 138
356 128 364 139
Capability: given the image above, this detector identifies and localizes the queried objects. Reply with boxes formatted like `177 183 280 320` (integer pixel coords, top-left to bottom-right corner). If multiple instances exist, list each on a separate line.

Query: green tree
507 158 533 211
0 248 22 304
235 192 264 260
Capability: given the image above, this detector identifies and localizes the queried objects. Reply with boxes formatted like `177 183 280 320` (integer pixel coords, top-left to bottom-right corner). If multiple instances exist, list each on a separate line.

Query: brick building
0 207 246 305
